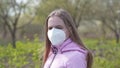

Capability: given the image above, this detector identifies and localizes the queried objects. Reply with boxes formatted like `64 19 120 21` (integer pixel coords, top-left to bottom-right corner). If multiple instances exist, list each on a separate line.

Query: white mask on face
47 28 66 46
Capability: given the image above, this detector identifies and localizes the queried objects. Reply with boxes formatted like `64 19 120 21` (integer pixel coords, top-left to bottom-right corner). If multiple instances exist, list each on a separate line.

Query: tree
36 0 120 43
0 0 36 48
91 0 120 43
37 0 92 28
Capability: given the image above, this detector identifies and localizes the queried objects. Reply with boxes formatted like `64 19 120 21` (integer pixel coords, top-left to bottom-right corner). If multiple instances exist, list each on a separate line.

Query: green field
0 38 120 68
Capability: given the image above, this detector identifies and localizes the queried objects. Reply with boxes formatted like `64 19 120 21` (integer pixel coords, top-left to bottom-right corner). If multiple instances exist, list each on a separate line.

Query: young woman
43 9 93 68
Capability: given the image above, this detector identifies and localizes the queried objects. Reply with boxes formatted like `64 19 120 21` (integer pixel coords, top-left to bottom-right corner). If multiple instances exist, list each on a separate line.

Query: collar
51 38 87 54
51 38 72 54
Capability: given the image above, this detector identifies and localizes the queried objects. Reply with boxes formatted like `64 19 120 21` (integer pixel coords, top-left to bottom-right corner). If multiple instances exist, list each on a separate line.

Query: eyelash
48 27 52 30
56 27 62 29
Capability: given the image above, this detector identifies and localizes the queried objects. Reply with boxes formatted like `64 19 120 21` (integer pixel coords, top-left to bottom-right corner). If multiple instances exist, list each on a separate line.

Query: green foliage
0 38 44 68
0 38 120 68
84 39 120 68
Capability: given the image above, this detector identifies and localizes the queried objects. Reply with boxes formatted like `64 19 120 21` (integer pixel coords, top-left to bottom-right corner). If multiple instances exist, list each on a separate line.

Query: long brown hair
43 9 93 68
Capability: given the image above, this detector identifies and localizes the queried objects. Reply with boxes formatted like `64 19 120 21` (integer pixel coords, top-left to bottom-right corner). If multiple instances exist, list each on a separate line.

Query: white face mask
47 28 66 46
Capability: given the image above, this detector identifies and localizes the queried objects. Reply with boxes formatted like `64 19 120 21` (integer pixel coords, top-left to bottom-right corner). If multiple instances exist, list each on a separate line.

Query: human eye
48 27 53 30
55 25 63 29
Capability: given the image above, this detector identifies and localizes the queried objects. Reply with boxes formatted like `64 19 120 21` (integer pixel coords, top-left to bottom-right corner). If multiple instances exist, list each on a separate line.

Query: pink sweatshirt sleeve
66 52 87 68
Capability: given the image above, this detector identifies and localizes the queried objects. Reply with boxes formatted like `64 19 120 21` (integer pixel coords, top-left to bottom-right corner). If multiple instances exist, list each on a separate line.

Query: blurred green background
0 0 120 68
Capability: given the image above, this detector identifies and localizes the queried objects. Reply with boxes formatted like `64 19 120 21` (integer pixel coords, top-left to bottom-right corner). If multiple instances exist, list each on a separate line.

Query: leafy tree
0 0 36 48
36 0 92 28
91 0 120 43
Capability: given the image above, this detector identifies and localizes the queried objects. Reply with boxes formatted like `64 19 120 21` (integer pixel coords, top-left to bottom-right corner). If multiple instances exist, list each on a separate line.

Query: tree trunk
11 31 16 48
115 32 119 43
3 23 7 38
11 24 17 48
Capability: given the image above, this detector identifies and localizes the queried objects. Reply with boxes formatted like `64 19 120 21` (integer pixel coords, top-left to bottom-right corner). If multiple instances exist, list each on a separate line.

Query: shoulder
61 42 87 68
63 51 87 68
63 49 87 59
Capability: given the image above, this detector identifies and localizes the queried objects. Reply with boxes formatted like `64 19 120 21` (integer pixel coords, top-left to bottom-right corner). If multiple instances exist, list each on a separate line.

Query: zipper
48 47 58 68
48 39 72 68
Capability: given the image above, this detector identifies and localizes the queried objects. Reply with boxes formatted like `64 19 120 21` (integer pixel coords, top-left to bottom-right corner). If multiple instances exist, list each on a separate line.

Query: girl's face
47 16 69 39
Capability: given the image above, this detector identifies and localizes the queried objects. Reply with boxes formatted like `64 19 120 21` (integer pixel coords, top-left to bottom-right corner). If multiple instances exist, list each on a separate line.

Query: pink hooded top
44 38 87 68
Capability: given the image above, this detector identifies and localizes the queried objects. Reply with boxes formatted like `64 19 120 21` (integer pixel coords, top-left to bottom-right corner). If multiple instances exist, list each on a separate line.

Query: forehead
47 16 65 27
